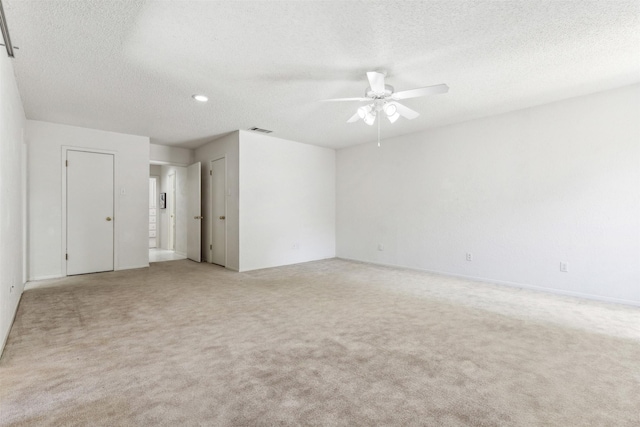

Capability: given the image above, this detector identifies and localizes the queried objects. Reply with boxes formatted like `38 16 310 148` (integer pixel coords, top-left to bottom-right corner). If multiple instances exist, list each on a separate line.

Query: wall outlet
466 252 472 261
560 262 568 272
378 243 384 251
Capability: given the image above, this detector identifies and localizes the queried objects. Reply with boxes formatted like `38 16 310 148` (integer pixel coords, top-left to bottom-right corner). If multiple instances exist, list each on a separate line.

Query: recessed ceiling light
192 94 208 102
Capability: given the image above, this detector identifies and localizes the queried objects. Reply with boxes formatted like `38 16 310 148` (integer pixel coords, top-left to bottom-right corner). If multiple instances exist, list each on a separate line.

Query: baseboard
175 251 187 257
336 257 640 308
28 274 64 282
116 264 149 271
0 289 23 360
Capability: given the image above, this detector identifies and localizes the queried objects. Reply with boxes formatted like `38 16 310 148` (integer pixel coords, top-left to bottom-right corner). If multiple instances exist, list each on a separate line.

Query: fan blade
320 97 370 102
392 84 449 100
389 101 420 120
366 71 386 93
347 112 361 123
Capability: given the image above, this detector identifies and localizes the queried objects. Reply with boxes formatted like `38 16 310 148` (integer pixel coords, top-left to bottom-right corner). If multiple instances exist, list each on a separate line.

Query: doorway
66 150 114 275
149 163 201 263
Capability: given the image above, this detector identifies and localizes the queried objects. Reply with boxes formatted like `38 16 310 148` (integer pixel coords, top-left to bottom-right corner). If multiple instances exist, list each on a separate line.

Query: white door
168 172 176 250
187 162 202 262
67 150 114 275
211 158 226 266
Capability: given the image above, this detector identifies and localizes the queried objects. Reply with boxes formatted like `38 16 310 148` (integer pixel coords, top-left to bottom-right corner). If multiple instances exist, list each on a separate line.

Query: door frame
61 146 118 277
209 156 227 266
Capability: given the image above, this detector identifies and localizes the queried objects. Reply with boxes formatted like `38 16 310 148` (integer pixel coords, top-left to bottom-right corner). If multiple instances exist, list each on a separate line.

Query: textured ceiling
4 0 640 149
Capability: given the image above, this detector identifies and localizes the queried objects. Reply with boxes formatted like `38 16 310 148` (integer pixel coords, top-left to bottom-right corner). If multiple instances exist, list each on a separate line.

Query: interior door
67 150 114 275
211 158 226 266
187 162 202 262
168 172 176 250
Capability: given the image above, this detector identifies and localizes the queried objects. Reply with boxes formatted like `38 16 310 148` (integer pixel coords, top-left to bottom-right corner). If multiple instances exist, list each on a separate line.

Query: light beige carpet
1 259 639 426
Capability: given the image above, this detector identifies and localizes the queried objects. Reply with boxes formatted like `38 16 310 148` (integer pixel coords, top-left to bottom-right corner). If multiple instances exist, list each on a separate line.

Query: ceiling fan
322 71 449 125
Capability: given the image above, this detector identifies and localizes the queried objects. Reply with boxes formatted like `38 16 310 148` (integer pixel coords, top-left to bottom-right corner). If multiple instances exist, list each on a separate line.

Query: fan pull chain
377 115 381 147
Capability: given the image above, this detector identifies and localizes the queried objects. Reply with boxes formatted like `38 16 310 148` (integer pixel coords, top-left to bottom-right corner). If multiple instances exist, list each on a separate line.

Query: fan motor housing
366 84 394 99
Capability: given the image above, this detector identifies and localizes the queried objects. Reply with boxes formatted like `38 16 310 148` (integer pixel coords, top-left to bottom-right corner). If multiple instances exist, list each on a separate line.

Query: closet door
187 162 202 262
66 150 114 275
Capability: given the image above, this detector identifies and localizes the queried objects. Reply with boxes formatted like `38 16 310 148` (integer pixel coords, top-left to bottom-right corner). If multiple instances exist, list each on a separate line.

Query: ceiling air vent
248 127 272 134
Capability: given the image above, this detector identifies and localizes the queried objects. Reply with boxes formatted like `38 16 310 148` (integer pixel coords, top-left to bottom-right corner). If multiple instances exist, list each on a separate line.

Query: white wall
158 165 187 255
27 121 150 279
239 131 335 272
195 132 240 270
337 84 640 306
150 143 194 166
0 52 27 354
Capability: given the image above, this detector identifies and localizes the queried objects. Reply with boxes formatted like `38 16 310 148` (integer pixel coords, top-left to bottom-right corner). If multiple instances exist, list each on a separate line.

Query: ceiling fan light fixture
357 105 371 119
363 111 376 126
192 94 208 102
384 103 397 117
322 70 448 127
387 112 400 123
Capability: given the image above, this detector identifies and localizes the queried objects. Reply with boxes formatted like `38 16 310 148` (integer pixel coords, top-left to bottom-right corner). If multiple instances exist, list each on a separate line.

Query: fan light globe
357 106 368 119
363 112 376 126
384 103 397 116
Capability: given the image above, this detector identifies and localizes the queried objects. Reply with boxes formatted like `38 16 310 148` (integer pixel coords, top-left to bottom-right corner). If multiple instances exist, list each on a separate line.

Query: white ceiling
4 0 640 149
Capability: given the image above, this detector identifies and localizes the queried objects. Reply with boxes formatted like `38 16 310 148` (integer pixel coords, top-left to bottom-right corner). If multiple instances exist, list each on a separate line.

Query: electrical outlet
378 243 384 251
560 262 568 272
466 252 472 261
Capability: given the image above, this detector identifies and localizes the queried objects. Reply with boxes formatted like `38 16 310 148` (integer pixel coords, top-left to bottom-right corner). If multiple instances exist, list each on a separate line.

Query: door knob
106 217 112 221
219 216 226 220
194 216 204 219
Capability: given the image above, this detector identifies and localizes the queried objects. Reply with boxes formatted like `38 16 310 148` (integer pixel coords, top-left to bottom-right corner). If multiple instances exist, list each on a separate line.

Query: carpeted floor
1 259 639 426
